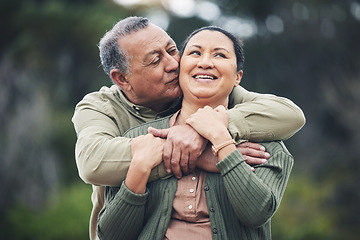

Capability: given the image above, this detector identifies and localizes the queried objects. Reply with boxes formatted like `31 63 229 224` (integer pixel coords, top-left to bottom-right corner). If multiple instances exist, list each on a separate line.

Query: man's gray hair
98 16 149 80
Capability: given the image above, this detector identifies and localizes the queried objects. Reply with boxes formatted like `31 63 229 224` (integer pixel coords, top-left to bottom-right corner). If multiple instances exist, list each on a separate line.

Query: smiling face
179 30 243 107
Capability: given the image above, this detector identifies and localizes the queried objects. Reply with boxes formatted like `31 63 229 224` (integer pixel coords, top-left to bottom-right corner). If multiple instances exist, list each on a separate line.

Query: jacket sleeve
216 141 293 227
72 104 167 186
227 86 306 142
97 182 148 240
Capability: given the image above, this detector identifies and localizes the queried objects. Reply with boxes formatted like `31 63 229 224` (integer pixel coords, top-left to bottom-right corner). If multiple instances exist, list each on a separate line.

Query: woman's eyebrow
188 44 230 53
188 44 202 49
214 47 230 53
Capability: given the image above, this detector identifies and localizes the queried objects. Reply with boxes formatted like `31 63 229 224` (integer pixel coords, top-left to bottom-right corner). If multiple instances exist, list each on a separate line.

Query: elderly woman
97 26 297 240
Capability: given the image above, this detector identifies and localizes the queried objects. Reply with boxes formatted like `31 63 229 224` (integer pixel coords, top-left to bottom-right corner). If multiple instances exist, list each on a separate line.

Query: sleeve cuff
148 162 170 182
216 150 247 175
117 181 149 206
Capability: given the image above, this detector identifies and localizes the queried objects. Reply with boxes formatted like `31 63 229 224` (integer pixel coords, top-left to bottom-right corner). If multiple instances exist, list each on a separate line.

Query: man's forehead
121 25 175 56
142 25 175 49
144 39 175 54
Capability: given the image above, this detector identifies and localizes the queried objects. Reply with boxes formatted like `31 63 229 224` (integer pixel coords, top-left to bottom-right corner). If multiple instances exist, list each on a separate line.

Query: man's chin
166 77 179 85
162 88 182 104
172 86 183 98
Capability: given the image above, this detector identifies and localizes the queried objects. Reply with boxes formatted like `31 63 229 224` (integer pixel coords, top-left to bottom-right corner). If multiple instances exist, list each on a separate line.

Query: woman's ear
234 70 243 87
110 69 131 91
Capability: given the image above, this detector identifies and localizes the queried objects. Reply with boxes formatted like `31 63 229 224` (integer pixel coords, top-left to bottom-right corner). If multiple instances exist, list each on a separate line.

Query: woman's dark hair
180 26 245 72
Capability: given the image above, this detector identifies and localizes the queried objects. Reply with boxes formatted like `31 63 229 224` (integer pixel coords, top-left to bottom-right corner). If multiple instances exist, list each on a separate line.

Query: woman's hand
131 134 165 169
186 105 230 144
125 134 165 194
186 106 236 161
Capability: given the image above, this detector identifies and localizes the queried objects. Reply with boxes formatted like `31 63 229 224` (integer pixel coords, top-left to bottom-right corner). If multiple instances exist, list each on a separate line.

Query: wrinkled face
179 30 242 106
120 24 182 110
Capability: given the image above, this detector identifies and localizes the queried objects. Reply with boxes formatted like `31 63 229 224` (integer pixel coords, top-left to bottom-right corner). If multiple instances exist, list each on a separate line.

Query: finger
170 146 182 179
188 153 197 173
180 152 189 176
238 146 270 159
214 105 226 112
243 155 267 165
148 127 169 139
239 142 266 151
163 139 173 173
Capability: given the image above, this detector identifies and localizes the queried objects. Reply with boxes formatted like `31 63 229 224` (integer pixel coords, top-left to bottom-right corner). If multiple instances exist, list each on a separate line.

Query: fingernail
264 153 270 158
261 159 267 164
166 169 171 173
260 146 265 151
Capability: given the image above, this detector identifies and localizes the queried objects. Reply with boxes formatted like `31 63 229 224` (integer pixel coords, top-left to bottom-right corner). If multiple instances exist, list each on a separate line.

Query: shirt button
212 228 218 234
209 207 215 212
134 106 141 111
189 189 194 193
192 177 196 181
188 205 193 209
204 185 209 191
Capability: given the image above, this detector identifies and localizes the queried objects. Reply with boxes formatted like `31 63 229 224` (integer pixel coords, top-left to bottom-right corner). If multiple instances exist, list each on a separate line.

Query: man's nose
164 53 179 72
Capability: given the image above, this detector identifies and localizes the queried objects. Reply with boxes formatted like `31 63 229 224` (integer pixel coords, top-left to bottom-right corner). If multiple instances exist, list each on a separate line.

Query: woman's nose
197 55 214 69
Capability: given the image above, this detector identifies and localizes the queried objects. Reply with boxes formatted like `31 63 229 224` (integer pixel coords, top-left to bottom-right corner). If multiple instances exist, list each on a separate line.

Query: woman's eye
215 53 226 58
189 50 200 56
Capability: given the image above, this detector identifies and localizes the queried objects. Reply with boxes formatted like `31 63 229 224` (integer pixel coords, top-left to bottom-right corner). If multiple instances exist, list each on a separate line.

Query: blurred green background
1 0 359 239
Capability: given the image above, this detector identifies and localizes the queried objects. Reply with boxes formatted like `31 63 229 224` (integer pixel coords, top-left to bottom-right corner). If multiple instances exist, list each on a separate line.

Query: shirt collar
114 85 182 119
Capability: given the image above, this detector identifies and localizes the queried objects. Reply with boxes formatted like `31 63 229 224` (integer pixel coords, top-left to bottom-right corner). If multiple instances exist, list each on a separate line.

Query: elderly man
72 16 305 240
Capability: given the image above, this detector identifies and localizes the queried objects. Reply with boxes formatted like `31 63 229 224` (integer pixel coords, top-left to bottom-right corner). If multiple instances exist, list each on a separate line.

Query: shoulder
73 85 133 130
228 86 246 107
228 86 268 107
78 85 119 106
74 85 125 114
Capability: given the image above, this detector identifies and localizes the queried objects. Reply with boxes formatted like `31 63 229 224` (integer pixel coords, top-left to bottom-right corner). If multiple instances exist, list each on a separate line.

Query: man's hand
148 125 207 178
238 142 270 166
196 143 219 173
196 142 270 172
